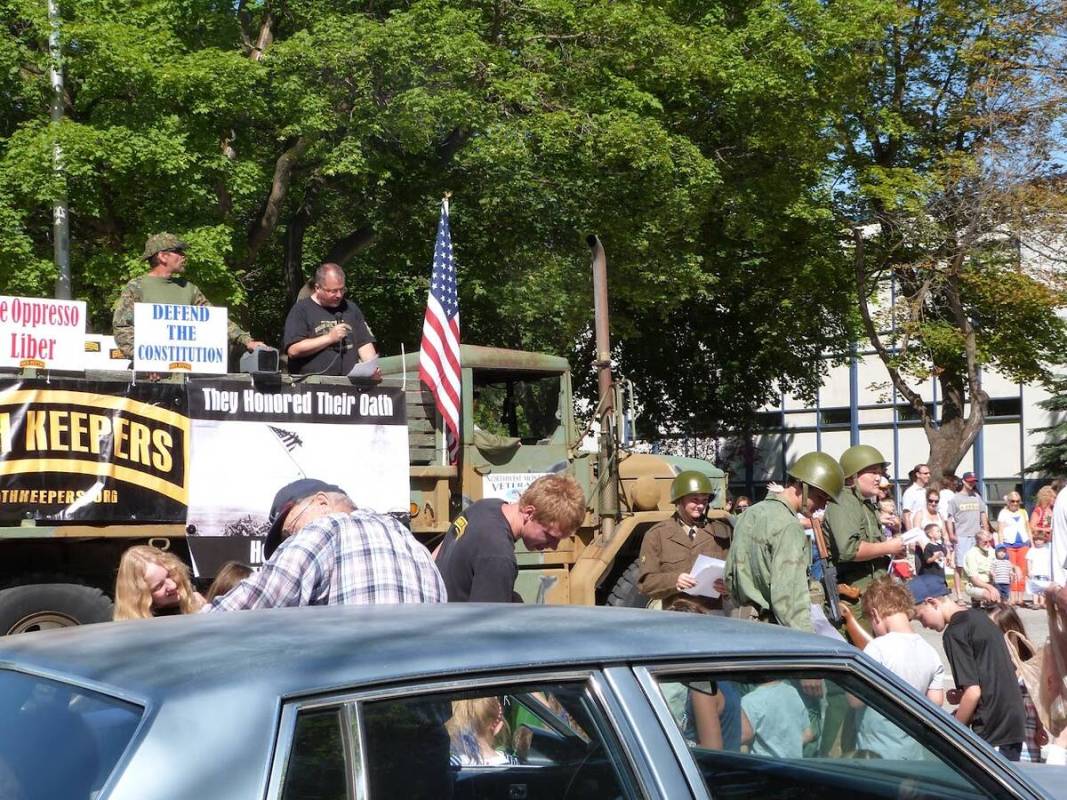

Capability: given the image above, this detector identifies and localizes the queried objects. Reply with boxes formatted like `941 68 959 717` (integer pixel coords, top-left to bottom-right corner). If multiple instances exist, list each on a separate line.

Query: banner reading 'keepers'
0 379 189 520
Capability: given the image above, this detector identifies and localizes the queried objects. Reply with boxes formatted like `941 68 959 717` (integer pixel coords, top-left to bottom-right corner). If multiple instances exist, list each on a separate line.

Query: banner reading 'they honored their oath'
0 378 189 521
185 380 408 570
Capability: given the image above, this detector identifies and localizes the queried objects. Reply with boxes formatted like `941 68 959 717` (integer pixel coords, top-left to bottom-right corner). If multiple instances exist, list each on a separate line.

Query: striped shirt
208 510 446 611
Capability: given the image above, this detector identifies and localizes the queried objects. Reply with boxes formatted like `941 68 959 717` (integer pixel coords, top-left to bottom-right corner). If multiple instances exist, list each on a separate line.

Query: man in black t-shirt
283 263 378 375
912 575 1025 759
434 474 586 603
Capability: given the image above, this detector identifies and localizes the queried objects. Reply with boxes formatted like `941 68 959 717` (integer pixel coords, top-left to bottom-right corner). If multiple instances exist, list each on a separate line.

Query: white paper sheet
347 356 379 378
684 554 725 598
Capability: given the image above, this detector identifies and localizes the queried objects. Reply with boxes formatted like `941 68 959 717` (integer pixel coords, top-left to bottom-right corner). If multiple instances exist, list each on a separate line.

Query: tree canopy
1 0 1063 448
0 0 876 435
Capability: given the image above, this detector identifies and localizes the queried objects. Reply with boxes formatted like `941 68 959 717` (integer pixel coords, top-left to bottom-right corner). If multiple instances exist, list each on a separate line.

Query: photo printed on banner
186 380 409 539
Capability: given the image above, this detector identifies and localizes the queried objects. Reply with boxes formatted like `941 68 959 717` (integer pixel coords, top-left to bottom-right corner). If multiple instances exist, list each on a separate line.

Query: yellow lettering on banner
68 411 88 453
152 429 173 473
114 417 128 459
49 410 69 452
88 413 110 455
129 421 150 467
0 412 8 455
25 410 47 450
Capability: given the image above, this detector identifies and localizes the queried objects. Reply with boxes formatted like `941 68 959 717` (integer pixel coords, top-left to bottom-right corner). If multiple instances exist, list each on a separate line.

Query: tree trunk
284 209 310 308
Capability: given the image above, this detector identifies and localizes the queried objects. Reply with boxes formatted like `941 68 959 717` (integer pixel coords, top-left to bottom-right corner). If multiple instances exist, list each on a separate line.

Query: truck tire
605 559 650 608
0 583 114 635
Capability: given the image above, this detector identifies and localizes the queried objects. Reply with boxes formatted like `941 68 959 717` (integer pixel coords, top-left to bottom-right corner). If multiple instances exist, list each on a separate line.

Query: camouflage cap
141 233 187 260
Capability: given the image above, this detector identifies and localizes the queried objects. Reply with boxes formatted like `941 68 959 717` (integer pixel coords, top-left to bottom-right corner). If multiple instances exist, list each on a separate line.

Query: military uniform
112 275 253 360
821 484 886 623
724 495 814 632
637 514 731 608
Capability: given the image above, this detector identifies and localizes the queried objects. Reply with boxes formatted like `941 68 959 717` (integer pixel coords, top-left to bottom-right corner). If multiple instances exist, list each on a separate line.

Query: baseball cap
264 478 343 559
907 573 949 604
962 471 978 484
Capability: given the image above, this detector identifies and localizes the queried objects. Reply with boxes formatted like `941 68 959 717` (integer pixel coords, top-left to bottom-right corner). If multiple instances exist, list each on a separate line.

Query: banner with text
0 379 189 521
185 380 408 571
0 296 87 371
133 303 228 373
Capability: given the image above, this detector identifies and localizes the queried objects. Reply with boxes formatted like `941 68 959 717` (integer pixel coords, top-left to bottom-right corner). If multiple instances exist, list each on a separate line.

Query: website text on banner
133 303 228 373
0 296 86 371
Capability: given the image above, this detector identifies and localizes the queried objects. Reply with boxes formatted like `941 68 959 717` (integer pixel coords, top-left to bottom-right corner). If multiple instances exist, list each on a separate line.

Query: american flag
418 198 461 463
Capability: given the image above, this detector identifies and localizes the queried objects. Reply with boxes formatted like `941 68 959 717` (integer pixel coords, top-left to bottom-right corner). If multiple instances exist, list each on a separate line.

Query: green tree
835 0 1067 478
1028 380 1067 477
0 0 880 434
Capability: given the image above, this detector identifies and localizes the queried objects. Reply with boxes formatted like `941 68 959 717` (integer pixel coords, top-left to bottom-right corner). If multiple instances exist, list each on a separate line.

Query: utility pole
48 0 71 299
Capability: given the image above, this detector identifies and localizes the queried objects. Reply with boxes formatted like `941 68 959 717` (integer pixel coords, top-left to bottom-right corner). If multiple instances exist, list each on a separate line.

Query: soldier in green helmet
725 452 844 631
112 233 265 362
637 470 732 610
821 444 905 629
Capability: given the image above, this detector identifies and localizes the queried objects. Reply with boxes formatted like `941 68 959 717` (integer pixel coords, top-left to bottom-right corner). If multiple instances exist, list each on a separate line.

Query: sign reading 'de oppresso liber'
0 296 86 371
133 303 228 373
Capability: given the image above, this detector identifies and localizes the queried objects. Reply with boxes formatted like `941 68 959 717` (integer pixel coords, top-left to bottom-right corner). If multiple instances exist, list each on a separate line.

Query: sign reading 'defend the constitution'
133 303 228 373
0 296 86 371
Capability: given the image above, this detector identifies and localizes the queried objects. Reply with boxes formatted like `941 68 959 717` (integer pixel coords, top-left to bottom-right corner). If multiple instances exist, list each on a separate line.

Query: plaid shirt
207 510 446 611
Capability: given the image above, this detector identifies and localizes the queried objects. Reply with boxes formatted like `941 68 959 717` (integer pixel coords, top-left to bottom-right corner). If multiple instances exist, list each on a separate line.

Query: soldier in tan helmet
112 233 264 361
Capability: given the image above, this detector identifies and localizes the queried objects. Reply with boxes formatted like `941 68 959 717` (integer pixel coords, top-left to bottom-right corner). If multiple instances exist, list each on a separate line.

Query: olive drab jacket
637 514 731 607
821 484 886 591
724 494 814 632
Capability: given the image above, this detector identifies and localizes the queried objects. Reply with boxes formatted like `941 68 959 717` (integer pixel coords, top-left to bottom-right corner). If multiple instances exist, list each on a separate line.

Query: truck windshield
0 669 143 799
473 372 562 443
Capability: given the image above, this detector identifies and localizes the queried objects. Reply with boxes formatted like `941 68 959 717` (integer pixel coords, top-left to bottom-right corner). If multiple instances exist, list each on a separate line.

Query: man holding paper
284 263 378 376
637 471 731 611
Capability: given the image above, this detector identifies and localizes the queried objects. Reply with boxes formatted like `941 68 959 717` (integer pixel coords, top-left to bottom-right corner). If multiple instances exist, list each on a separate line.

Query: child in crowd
921 524 948 580
113 545 204 620
205 561 253 603
878 498 899 539
912 574 1026 760
446 697 516 766
740 680 813 759
993 546 1018 602
1026 536 1052 609
852 577 945 760
988 604 1044 762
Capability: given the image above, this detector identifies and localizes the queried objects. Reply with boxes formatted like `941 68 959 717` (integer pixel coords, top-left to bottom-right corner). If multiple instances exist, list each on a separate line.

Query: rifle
812 517 842 626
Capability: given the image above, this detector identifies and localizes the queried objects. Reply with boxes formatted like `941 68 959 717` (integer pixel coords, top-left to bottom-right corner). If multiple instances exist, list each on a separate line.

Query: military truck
0 239 727 631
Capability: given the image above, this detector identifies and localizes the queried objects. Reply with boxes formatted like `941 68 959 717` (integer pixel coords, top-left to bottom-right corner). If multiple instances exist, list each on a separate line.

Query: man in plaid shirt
207 479 446 610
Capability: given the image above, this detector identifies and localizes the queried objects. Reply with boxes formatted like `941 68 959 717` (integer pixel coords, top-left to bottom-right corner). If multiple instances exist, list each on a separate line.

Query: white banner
482 472 549 502
133 303 228 373
0 296 86 371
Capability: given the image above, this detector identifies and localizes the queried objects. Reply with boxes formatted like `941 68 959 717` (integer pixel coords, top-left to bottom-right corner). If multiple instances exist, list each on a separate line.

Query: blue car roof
0 604 856 702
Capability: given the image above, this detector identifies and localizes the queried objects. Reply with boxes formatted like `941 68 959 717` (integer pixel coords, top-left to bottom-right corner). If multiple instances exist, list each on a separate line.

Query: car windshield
0 669 143 800
473 372 562 443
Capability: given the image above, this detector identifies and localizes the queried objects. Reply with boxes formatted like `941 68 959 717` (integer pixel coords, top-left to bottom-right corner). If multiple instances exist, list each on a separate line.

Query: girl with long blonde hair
113 545 204 620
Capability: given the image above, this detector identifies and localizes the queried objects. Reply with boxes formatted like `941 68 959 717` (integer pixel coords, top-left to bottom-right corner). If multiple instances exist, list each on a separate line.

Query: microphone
334 312 348 351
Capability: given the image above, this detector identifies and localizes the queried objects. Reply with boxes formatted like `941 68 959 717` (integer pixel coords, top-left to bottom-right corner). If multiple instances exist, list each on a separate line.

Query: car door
622 657 1049 800
265 668 695 800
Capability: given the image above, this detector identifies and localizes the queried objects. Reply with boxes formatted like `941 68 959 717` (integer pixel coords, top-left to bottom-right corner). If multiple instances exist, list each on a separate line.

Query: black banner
0 379 188 521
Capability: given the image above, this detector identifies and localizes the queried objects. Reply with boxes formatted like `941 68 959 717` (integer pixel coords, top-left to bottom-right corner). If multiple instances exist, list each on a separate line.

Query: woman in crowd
205 561 253 603
1031 485 1056 544
988 604 1044 762
113 545 204 620
446 696 516 766
997 492 1031 607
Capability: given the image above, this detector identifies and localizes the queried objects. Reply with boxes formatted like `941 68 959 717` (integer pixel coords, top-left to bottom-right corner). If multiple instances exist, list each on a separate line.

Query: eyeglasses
927 498 938 503
1008 499 1021 504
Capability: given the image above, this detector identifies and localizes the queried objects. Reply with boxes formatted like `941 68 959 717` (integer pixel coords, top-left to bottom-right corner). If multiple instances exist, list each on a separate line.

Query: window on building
987 397 1022 418
819 408 852 427
896 403 935 422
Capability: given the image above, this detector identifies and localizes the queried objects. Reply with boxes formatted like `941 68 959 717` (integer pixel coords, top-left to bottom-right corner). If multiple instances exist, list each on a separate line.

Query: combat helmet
141 233 188 260
839 444 889 479
787 452 845 502
670 470 713 503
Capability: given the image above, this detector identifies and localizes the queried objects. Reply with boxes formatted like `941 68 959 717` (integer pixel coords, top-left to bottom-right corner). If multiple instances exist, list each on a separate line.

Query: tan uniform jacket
637 514 731 607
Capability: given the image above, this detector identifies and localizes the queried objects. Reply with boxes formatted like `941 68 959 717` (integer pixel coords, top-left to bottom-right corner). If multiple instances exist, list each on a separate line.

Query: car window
280 707 349 800
651 669 1004 800
359 680 639 800
0 669 142 800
